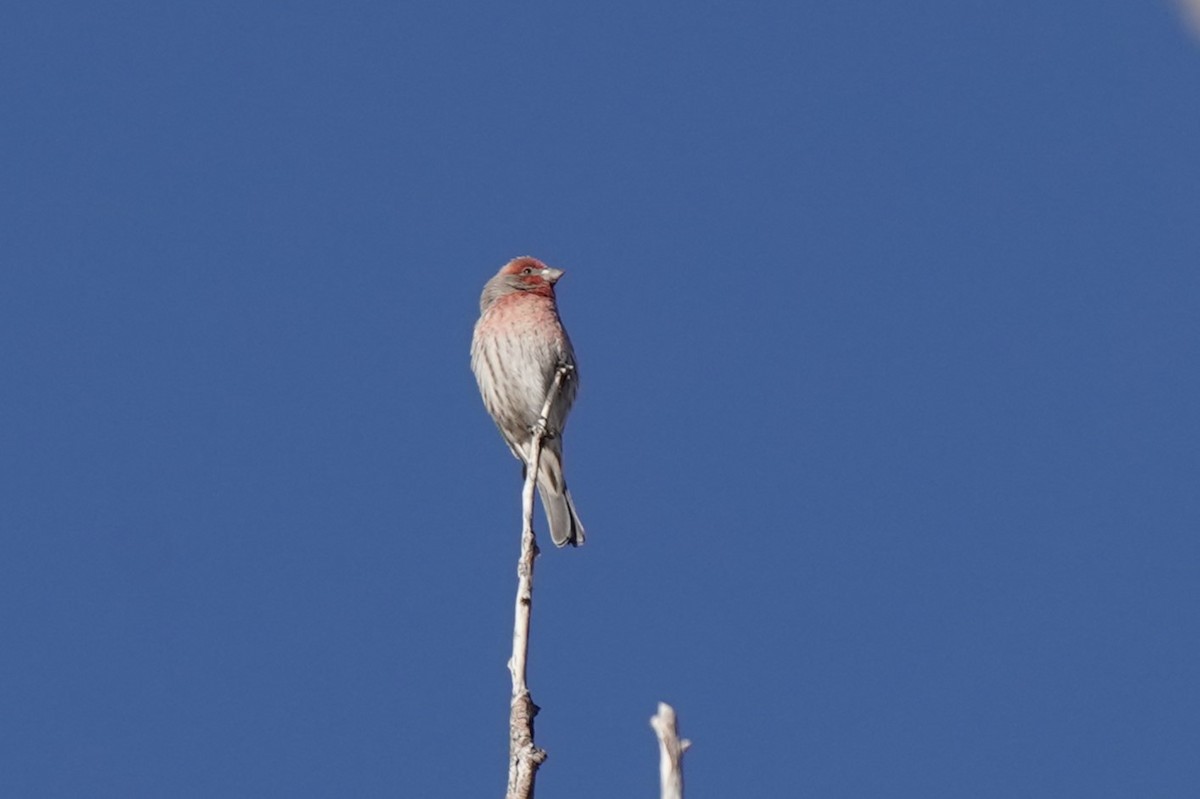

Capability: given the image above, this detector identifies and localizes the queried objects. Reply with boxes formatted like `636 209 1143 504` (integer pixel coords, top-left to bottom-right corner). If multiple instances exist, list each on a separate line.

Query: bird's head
480 256 565 310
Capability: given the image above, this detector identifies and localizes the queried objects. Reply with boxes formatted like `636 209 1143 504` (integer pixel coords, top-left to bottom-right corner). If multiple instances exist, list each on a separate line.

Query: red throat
521 276 556 298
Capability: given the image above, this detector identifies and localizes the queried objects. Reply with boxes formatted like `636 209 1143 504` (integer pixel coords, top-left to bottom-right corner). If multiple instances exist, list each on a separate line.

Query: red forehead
500 256 548 276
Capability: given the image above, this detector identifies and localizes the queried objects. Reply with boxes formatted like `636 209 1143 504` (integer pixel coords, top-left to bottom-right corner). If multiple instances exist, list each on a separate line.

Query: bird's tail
536 443 585 547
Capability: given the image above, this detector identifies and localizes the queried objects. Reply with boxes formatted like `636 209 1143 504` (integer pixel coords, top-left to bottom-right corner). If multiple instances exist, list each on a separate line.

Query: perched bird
471 256 586 547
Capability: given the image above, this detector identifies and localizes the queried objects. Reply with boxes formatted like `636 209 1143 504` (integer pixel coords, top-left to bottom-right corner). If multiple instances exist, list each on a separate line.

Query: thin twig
650 703 691 799
506 365 571 799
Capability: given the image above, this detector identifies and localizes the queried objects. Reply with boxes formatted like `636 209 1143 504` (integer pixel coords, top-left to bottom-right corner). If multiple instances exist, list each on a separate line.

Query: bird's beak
543 267 564 284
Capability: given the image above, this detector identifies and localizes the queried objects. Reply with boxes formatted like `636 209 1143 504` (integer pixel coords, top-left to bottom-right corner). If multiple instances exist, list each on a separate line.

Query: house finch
471 256 585 547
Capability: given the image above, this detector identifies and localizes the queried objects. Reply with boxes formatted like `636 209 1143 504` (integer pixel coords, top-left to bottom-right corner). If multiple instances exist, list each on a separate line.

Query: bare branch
650 703 691 799
506 365 572 799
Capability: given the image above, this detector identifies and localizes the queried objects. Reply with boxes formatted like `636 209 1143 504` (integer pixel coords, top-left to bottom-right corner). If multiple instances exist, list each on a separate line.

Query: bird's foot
529 420 558 440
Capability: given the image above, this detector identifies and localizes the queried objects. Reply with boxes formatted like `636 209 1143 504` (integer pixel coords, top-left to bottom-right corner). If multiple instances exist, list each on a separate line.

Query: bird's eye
520 267 534 276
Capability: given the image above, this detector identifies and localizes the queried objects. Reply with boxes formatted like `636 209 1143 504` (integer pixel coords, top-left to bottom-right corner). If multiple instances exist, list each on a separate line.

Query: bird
470 256 586 547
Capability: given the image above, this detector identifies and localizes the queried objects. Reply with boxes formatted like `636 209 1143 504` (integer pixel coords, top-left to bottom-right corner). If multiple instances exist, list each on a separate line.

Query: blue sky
2 2 1198 796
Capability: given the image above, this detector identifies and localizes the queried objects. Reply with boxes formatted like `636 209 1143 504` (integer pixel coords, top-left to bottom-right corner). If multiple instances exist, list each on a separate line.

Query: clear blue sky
3 3 1198 797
